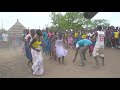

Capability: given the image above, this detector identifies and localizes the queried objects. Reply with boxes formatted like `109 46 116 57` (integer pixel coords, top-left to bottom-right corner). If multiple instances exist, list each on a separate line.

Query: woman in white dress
55 35 67 64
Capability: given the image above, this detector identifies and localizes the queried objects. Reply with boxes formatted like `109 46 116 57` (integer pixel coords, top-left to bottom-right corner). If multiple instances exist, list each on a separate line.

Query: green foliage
92 19 110 28
0 28 7 32
50 12 110 31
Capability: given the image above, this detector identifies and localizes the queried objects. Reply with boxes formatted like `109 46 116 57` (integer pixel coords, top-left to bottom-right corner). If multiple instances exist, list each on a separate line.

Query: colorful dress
31 40 44 75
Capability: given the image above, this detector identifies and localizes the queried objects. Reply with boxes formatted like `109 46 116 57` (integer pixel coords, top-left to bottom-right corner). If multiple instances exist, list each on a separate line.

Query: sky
0 12 120 30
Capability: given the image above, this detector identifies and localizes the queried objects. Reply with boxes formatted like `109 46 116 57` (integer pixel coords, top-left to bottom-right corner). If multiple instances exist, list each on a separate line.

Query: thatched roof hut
8 19 26 37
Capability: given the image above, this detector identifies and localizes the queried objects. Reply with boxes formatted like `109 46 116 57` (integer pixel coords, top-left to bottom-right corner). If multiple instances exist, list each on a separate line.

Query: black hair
116 27 118 30
97 26 102 30
25 29 29 32
36 29 42 36
46 28 48 33
30 29 35 38
58 34 62 39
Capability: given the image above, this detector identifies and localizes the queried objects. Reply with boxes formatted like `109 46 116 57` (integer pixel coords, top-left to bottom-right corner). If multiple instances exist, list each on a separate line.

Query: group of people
0 31 21 48
22 29 68 75
21 29 43 75
0 31 8 47
21 25 106 76
1 25 119 76
73 26 104 67
1 24 114 76
105 26 120 49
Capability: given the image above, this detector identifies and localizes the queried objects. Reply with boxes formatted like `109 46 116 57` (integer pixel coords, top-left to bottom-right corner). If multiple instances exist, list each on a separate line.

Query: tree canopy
49 12 110 31
0 28 7 33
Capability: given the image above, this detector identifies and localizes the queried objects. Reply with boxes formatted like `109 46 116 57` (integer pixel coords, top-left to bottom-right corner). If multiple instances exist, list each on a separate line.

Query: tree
50 12 110 31
50 12 85 30
92 19 110 28
0 28 7 32
82 19 93 30
50 12 62 26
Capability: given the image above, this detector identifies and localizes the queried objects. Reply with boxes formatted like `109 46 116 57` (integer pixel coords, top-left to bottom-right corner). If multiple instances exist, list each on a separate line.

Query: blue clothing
25 42 32 61
0 34 2 41
93 41 96 46
44 39 51 53
111 32 114 38
43 32 48 40
119 38 120 43
76 39 92 47
74 37 79 46
78 35 82 40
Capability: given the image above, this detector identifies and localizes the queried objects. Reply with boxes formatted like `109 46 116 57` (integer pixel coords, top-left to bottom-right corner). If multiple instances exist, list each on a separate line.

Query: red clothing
48 32 52 38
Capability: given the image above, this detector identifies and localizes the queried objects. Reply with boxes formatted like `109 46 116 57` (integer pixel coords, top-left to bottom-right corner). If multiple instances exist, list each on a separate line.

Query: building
8 19 26 37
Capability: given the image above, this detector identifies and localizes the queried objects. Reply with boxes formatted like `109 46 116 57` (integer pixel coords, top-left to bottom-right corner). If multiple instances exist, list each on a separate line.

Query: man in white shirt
93 26 105 67
2 31 8 47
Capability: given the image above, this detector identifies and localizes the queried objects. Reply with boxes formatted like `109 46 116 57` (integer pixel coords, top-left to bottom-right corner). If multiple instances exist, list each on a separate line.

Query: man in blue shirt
73 39 92 66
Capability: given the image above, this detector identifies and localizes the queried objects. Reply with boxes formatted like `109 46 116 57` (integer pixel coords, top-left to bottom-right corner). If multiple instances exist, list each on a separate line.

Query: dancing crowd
21 25 109 76
0 25 120 76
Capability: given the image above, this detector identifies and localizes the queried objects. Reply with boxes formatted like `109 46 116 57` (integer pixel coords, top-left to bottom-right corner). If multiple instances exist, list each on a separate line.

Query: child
55 35 67 64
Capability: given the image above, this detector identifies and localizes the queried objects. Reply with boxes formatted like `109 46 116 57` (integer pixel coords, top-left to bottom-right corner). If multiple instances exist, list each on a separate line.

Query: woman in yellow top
74 32 78 38
114 30 120 48
30 29 44 76
114 31 119 39
82 32 87 39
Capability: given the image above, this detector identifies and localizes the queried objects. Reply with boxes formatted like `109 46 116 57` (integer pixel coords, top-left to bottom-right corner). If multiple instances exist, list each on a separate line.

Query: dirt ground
0 46 120 78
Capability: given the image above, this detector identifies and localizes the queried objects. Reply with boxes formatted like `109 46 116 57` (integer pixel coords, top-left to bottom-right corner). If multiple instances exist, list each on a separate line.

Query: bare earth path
0 47 120 78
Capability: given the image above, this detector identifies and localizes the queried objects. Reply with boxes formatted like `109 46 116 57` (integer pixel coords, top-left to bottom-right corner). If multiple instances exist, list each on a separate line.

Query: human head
25 29 29 35
36 29 42 37
46 28 48 33
97 26 102 31
58 34 62 40
30 29 35 38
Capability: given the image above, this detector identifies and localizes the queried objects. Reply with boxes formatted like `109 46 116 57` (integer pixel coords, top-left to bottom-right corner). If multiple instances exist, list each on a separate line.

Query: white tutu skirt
56 46 67 58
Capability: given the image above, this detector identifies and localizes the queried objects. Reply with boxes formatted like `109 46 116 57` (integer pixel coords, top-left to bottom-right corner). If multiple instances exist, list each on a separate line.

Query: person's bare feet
95 64 100 68
79 64 85 67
